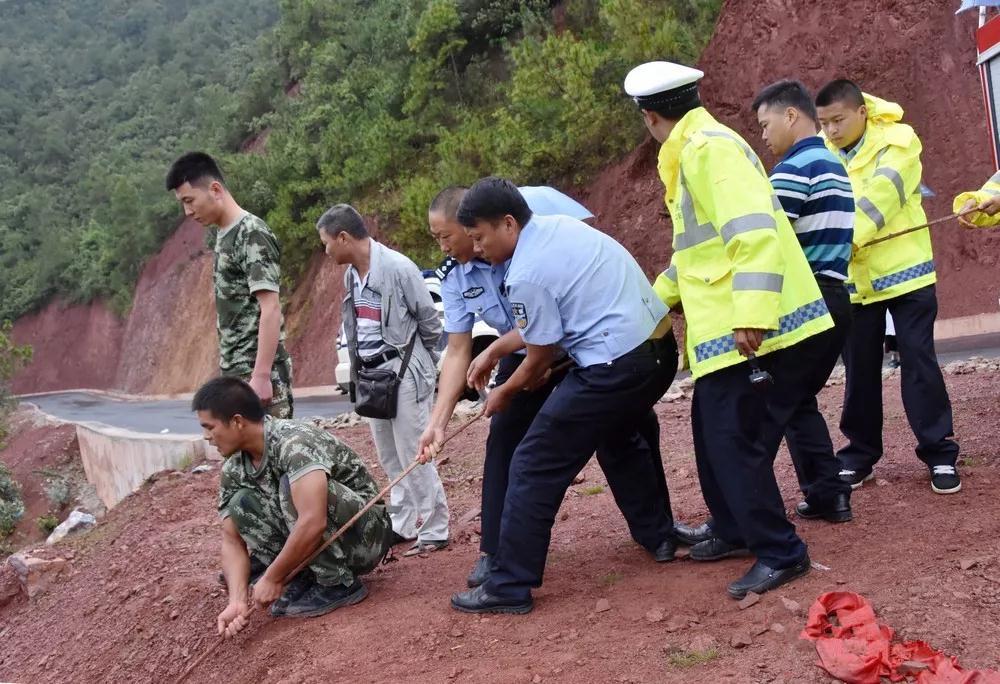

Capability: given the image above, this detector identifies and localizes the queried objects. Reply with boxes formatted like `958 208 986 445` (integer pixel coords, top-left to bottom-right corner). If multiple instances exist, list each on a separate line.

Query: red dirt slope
2 370 1000 683
583 0 1000 317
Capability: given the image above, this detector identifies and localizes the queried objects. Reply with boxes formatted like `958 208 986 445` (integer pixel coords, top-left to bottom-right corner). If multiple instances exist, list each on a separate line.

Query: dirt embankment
585 0 1000 314
0 414 83 549
11 0 1000 396
3 368 1000 682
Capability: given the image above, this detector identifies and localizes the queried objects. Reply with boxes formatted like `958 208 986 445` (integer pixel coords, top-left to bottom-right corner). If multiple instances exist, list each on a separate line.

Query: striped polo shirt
350 270 393 358
769 136 855 280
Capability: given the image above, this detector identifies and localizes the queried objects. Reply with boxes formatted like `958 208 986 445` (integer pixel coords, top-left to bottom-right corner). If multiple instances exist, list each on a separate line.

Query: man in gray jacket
318 204 450 556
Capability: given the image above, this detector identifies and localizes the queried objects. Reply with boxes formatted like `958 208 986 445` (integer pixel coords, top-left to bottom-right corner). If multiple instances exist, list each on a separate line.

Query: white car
335 271 500 393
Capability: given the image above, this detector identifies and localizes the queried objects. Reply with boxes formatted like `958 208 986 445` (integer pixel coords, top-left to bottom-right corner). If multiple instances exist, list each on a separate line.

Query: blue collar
780 135 826 163
839 133 866 162
460 257 492 275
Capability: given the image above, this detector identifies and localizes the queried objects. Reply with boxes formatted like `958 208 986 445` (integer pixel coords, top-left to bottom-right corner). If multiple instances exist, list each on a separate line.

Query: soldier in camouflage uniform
167 152 294 418
193 377 390 635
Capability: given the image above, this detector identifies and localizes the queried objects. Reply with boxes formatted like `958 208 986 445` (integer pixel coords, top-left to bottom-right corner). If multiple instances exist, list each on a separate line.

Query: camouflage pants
227 475 391 588
233 356 294 419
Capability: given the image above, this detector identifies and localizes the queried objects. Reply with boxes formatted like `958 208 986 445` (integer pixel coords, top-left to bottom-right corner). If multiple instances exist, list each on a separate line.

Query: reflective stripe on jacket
654 107 833 379
824 93 936 304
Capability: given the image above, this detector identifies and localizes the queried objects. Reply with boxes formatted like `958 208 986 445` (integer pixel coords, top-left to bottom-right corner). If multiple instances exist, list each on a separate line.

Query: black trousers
481 356 671 555
692 361 807 569
484 336 678 601
837 284 959 471
759 279 853 504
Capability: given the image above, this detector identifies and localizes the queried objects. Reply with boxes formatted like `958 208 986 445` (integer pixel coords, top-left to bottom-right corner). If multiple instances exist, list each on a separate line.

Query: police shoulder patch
510 302 528 329
435 256 459 281
462 286 484 299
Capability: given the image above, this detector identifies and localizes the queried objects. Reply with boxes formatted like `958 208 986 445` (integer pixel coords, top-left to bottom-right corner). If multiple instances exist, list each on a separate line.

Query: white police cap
624 61 704 110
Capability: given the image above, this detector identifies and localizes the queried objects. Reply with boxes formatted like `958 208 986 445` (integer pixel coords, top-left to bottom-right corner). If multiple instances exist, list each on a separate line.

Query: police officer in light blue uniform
419 185 671 591
447 177 679 615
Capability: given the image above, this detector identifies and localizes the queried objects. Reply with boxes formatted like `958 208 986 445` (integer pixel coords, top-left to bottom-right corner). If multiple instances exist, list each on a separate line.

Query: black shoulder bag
347 283 418 420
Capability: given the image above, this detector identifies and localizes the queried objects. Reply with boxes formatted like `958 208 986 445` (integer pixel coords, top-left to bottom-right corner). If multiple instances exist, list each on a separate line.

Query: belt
359 349 399 369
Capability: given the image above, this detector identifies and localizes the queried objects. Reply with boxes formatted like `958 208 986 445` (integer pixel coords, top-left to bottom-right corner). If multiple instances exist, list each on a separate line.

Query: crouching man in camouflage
193 377 391 637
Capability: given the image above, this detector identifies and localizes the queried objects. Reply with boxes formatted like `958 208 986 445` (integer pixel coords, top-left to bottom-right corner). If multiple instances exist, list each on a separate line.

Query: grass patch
581 485 605 496
176 454 194 471
600 570 624 586
36 513 59 534
667 648 719 668
960 455 981 468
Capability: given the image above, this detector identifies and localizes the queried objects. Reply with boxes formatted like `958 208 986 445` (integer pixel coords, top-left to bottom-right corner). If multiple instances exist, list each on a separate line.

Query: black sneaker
269 570 317 617
281 579 369 618
450 585 533 615
838 469 874 490
931 465 962 494
467 554 492 588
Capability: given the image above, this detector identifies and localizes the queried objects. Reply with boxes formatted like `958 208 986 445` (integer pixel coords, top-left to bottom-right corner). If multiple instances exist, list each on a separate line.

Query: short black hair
429 186 468 221
815 79 865 109
316 204 369 239
752 80 818 123
644 92 702 121
456 177 532 228
166 152 225 191
192 377 265 423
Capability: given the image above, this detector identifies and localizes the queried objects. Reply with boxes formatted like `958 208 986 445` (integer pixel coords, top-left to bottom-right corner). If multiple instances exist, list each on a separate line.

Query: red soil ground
11 0 1000 397
2 370 999 683
0 415 80 549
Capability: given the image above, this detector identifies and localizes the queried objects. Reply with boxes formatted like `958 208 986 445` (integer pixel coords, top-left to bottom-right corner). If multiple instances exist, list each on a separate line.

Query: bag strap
396 330 418 380
345 274 361 385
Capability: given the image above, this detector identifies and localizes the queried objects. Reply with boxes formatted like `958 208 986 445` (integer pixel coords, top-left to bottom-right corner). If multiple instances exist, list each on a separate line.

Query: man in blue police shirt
449 177 679 614
417 186 677 592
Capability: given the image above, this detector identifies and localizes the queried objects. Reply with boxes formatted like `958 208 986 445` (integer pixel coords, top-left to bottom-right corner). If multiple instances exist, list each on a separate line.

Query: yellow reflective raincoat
952 172 1000 227
653 107 833 379
824 94 936 304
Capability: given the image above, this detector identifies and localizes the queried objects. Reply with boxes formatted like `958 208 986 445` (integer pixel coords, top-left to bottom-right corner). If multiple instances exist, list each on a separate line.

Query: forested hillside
0 0 721 322
0 0 278 320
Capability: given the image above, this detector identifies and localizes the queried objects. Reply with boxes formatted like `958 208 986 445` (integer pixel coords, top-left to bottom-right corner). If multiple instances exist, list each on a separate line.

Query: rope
862 208 977 247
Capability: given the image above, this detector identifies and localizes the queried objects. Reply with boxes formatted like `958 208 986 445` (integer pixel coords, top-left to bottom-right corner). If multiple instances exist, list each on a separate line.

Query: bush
0 463 24 538
44 478 71 509
36 514 59 535
0 321 32 448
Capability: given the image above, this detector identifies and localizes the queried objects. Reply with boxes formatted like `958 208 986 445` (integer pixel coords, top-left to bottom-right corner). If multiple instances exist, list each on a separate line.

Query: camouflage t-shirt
214 212 288 375
218 417 381 519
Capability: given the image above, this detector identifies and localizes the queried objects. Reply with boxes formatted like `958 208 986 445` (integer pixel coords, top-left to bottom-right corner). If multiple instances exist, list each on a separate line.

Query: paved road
22 392 352 436
19 332 1000 437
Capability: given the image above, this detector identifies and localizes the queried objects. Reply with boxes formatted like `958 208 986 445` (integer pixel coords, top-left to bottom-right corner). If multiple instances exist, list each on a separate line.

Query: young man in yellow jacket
955 173 1000 227
625 61 835 599
815 80 961 495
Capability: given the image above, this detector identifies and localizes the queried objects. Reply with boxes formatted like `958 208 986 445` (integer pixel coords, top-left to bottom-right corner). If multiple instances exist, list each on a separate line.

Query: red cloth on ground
800 591 1000 684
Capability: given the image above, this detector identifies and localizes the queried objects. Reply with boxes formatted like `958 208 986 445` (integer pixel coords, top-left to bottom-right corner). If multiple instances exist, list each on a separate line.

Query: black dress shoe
654 537 677 563
451 585 533 614
690 536 751 561
466 554 492 588
727 556 811 599
795 493 852 523
673 521 713 546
